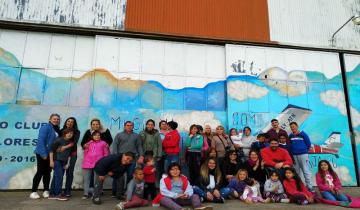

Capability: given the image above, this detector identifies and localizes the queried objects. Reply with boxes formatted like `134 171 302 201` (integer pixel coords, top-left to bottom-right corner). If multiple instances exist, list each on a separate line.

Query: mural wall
0 29 358 189
0 29 227 189
225 45 357 186
344 54 360 175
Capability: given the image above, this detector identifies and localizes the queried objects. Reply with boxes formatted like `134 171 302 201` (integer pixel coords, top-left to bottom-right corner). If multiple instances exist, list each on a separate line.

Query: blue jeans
321 191 349 202
164 155 179 172
64 155 77 195
193 186 231 201
50 160 66 196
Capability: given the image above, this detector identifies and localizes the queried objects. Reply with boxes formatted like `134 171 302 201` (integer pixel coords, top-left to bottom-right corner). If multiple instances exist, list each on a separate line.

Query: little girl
82 131 110 199
263 171 288 203
152 162 211 210
227 169 248 199
143 155 156 200
283 167 315 205
241 179 264 204
316 160 349 202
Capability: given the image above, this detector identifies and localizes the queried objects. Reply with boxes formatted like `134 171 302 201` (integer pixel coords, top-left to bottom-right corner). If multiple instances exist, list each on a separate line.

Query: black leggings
32 154 51 192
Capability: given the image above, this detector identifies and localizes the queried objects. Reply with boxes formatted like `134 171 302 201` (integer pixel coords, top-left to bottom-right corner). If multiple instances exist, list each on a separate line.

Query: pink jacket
315 172 342 192
82 140 109 169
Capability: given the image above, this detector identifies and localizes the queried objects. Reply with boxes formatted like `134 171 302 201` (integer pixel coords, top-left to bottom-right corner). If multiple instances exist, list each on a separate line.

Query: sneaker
115 202 125 210
280 198 290 203
57 196 69 201
48 195 58 200
64 194 72 197
29 192 40 199
301 200 309 205
82 195 89 200
152 203 160 207
92 197 102 205
195 206 213 210
42 191 49 198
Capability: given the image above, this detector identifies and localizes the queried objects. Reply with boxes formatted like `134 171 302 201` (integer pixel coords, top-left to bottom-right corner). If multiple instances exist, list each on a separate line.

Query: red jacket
152 175 188 204
283 178 313 198
162 130 180 155
261 147 293 167
143 165 156 183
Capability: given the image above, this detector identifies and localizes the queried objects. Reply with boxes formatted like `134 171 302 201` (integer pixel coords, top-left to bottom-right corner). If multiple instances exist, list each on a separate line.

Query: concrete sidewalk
0 188 359 210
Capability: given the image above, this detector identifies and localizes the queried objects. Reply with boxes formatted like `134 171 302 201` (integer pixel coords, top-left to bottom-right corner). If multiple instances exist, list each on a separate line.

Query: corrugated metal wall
268 0 360 50
0 0 127 29
125 0 271 43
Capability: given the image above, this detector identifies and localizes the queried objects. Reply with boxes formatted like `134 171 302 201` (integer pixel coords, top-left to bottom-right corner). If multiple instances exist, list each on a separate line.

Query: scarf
247 158 258 167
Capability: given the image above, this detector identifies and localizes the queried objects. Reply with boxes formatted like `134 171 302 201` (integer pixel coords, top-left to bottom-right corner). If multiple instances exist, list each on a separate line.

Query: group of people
29 114 351 210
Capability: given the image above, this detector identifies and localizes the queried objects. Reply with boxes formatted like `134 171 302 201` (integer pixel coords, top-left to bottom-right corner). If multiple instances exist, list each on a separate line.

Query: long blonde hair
200 158 222 184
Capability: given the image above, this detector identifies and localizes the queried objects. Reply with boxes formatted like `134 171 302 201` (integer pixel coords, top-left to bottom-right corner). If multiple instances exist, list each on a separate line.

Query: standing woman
185 124 203 186
204 125 214 150
157 120 169 181
239 127 256 160
211 125 234 164
81 118 113 148
61 117 80 197
30 113 61 199
139 119 162 159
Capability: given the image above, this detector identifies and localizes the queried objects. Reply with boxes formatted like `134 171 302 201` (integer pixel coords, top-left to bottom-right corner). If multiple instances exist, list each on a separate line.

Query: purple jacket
227 178 247 194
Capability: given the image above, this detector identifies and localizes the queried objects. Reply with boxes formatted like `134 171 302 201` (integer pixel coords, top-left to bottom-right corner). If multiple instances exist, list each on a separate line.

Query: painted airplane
308 132 343 158
259 104 343 157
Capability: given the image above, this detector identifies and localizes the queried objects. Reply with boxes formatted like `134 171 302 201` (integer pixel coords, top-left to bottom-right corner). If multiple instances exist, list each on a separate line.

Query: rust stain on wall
125 0 271 42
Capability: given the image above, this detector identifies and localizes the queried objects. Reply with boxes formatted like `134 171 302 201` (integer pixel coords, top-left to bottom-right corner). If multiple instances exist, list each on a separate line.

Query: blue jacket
289 131 311 155
94 154 131 179
34 123 58 158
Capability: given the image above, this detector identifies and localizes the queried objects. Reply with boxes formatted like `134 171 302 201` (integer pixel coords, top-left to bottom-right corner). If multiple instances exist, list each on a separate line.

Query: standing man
112 121 144 199
289 122 313 191
266 119 289 143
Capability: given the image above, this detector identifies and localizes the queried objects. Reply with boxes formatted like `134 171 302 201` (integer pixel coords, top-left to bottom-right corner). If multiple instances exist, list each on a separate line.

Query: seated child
263 171 289 203
241 179 264 204
316 160 349 202
152 162 212 210
283 167 315 205
116 168 149 210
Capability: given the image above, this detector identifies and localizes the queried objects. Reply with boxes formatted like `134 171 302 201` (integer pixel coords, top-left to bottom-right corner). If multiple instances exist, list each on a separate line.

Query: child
152 162 211 210
82 131 110 199
241 179 264 204
250 133 269 152
48 128 74 201
116 168 148 210
316 160 349 202
92 152 135 205
227 169 248 199
283 167 315 205
143 156 157 200
263 171 289 203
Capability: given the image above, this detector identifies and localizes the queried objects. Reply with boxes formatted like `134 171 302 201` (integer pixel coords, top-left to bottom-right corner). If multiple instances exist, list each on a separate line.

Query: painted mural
225 45 357 187
344 54 360 178
0 32 359 189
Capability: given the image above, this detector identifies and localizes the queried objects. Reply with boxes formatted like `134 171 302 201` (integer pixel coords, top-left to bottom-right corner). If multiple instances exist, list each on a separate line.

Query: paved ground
1 188 359 210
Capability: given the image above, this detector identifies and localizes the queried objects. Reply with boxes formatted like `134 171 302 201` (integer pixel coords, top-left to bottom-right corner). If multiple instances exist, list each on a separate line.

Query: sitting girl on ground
153 162 212 210
283 167 315 205
241 179 264 204
227 169 248 199
316 160 349 202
